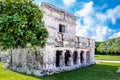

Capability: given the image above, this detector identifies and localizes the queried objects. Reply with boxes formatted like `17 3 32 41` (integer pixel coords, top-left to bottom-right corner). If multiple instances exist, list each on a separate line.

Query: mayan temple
7 2 95 76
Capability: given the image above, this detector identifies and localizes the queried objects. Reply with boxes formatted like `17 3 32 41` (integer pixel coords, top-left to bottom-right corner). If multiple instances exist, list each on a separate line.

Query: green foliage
96 37 120 55
0 0 48 49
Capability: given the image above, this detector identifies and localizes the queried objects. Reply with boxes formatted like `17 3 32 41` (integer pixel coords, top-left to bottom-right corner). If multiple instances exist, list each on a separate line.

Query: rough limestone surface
116 69 120 74
0 54 9 63
5 2 95 76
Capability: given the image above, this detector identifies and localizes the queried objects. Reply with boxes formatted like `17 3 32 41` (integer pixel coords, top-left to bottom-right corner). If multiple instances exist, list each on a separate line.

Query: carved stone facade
7 2 95 76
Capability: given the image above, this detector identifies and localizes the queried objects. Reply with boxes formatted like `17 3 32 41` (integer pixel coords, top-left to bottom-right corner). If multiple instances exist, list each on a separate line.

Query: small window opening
59 24 65 33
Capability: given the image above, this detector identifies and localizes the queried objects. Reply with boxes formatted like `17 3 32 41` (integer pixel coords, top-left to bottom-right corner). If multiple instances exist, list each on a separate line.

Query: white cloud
75 1 95 38
76 21 89 37
63 0 76 7
107 5 120 24
101 3 108 10
96 5 120 25
96 13 107 24
75 1 94 17
109 32 120 39
75 1 120 41
92 26 113 41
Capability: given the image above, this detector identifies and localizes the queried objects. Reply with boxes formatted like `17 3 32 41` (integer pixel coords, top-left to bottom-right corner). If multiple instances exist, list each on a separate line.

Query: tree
0 0 48 49
96 37 120 55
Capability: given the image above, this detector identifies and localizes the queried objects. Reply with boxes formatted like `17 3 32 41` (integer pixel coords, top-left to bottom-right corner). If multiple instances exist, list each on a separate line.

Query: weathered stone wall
0 54 9 63
40 2 76 37
39 2 95 75
8 48 46 76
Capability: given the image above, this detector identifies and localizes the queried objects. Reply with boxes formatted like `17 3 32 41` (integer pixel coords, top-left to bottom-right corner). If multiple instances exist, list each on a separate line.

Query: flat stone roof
40 2 76 21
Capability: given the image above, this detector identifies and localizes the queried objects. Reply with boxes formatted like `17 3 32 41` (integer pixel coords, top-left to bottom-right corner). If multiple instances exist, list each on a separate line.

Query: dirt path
95 60 120 64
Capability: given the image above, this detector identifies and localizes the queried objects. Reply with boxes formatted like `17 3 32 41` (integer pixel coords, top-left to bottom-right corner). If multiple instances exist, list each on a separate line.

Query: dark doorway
80 51 84 63
56 50 62 67
73 51 78 64
65 50 70 66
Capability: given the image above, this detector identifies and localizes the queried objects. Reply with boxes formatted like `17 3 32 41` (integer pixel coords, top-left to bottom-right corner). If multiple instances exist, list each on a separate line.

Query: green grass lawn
95 55 120 61
0 62 120 80
0 63 39 80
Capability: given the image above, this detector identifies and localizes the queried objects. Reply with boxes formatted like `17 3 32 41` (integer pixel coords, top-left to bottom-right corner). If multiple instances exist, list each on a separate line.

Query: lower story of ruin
6 45 95 76
43 46 94 71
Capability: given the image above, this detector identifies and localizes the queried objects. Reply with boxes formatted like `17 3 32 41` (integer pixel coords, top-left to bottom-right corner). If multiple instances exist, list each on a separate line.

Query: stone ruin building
6 2 95 76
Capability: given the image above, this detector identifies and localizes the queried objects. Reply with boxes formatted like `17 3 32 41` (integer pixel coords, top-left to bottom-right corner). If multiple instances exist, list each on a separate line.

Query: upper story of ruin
40 2 76 36
40 2 95 49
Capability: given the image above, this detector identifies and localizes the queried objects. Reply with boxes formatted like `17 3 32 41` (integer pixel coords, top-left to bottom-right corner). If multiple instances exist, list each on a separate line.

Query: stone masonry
6 2 95 76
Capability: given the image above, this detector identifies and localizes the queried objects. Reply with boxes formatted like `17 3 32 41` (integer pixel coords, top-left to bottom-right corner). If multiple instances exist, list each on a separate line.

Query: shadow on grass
40 62 120 80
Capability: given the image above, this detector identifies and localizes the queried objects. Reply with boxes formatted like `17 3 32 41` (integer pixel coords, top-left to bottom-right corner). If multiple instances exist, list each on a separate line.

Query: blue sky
34 0 120 41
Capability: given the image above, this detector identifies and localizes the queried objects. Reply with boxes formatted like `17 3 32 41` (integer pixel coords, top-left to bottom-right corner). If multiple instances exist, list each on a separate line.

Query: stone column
89 50 92 64
53 56 56 69
53 50 56 69
83 51 86 66
90 49 95 64
77 50 81 66
42 50 47 70
60 50 66 67
69 50 73 66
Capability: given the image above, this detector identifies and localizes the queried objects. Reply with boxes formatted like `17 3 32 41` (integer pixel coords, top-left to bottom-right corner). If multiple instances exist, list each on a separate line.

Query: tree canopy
95 37 120 55
0 0 48 49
